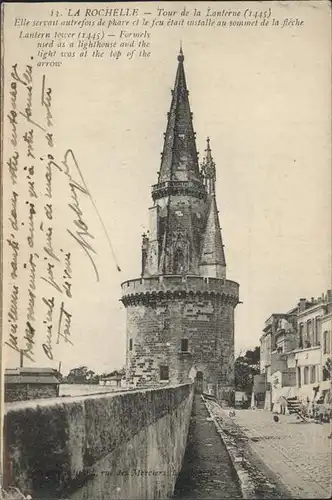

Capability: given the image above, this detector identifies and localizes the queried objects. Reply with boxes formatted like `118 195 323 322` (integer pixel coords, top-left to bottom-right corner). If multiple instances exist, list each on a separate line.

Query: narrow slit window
181 338 189 352
160 365 169 381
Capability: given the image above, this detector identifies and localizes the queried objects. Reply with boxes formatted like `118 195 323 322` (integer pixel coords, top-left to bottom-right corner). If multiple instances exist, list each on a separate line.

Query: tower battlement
121 276 239 307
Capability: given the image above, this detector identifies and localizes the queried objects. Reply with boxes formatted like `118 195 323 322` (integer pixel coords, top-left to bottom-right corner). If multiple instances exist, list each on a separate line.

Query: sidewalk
214 405 332 499
173 395 242 500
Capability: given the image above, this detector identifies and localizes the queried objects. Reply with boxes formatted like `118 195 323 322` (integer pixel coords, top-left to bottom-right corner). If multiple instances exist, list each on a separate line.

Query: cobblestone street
229 408 331 499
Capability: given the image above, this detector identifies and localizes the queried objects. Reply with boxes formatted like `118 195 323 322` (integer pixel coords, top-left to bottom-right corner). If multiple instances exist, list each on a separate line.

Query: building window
310 366 316 384
323 331 330 354
129 338 133 351
313 317 320 346
160 365 169 381
299 323 304 348
181 338 189 352
306 320 313 346
303 366 309 385
323 363 331 381
297 366 302 388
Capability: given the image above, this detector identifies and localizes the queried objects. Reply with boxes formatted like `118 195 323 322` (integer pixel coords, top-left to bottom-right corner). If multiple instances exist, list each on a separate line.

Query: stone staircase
286 397 309 422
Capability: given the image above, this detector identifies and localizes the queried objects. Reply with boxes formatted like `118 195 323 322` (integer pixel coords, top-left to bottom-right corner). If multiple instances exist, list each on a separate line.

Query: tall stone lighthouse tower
121 49 239 399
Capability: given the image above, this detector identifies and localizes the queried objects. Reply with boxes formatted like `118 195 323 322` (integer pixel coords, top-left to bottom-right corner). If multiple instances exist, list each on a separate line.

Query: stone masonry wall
126 293 235 393
4 384 194 500
5 384 58 402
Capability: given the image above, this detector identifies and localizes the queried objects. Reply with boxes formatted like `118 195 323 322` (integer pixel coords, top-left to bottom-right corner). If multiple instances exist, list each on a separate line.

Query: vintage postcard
1 1 331 499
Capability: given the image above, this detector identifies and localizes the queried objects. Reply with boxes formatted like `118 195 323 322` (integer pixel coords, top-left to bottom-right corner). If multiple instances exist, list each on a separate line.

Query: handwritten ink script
4 59 101 365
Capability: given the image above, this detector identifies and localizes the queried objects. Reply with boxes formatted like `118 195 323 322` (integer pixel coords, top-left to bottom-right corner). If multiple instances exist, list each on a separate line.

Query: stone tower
121 49 239 399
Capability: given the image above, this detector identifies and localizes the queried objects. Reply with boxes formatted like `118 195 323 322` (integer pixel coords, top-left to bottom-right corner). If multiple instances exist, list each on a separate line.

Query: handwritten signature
62 149 100 281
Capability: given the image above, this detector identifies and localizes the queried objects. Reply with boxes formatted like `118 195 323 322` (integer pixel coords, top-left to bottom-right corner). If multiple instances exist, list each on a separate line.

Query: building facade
99 370 125 388
294 291 332 402
260 311 297 382
258 290 332 409
121 50 240 399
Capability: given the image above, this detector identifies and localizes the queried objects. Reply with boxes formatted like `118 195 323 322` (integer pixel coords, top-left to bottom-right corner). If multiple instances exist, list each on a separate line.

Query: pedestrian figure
279 395 288 415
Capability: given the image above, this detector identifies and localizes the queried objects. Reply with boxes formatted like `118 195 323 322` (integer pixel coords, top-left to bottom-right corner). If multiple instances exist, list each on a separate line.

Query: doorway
195 371 203 394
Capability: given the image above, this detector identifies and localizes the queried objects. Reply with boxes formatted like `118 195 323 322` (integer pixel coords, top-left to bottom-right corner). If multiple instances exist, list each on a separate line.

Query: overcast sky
4 2 331 375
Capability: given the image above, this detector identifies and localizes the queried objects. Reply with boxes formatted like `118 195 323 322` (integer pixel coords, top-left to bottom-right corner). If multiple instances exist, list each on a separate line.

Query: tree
234 346 260 394
323 358 332 381
64 366 99 384
244 346 260 371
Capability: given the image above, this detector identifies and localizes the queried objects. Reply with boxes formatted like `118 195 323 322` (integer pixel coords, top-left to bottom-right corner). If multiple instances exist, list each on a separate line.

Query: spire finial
178 42 184 62
202 136 216 194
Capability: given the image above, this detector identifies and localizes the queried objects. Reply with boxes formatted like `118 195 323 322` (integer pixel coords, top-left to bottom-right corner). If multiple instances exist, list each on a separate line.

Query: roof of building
5 375 59 385
100 373 122 380
5 367 60 385
200 194 226 267
5 367 56 374
157 48 201 185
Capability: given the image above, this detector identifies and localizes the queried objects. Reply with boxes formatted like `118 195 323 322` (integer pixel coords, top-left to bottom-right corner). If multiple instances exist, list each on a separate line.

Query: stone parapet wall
121 275 239 306
3 384 194 500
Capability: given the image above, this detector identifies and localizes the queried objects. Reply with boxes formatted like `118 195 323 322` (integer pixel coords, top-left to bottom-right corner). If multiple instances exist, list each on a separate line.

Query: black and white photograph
1 2 331 499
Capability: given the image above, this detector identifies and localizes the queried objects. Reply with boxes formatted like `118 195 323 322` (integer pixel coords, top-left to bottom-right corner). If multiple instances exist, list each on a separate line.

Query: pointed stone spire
157 48 201 185
200 196 226 278
201 137 216 195
200 137 226 278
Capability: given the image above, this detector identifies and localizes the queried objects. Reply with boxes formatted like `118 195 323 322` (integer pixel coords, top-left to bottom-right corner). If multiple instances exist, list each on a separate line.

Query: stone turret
199 138 226 279
121 49 240 400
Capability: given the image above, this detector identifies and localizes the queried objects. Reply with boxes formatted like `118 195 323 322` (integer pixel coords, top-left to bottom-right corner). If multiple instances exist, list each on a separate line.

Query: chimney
326 289 332 303
298 298 306 312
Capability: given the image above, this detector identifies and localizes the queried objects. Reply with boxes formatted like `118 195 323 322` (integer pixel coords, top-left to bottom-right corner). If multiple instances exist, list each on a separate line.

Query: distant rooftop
263 289 332 328
297 289 332 313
